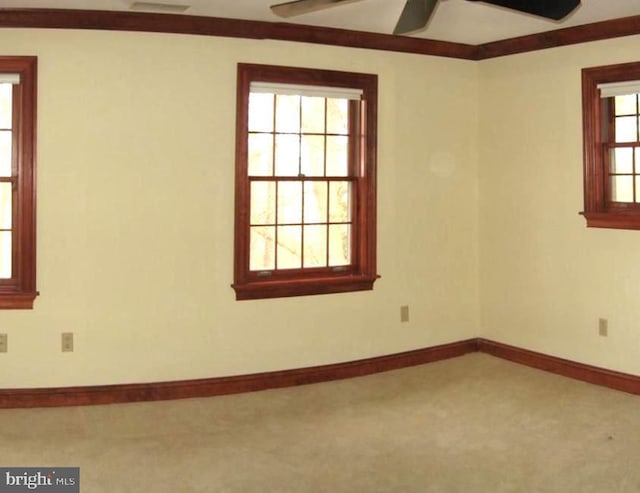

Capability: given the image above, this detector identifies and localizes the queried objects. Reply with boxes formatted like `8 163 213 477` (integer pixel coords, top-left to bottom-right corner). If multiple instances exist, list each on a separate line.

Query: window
232 63 379 300
0 57 37 308
581 61 640 229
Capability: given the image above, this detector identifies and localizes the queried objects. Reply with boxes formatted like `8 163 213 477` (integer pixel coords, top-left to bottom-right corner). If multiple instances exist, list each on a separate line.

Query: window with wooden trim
232 64 379 300
604 89 640 202
0 57 37 308
581 62 640 229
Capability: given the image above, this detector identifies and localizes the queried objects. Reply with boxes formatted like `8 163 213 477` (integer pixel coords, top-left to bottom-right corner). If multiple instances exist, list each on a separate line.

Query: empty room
1 0 640 491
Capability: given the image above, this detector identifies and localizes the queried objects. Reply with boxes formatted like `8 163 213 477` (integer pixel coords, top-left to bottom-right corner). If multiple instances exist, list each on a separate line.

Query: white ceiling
1 0 640 45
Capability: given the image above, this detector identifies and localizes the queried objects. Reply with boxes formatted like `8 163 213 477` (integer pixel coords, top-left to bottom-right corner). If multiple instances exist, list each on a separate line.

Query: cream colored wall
479 35 640 375
0 29 479 387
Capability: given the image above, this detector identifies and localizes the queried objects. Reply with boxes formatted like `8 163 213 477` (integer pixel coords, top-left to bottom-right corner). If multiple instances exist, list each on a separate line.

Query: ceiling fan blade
393 0 439 36
467 0 580 21
271 0 365 18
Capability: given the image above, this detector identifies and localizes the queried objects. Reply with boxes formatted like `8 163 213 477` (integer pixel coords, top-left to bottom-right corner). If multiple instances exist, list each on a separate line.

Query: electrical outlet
400 305 409 323
0 333 7 353
598 318 608 337
61 332 74 352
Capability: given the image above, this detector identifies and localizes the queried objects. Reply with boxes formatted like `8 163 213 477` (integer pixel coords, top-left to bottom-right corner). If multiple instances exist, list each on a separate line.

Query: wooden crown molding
0 9 640 60
475 14 640 60
0 8 476 60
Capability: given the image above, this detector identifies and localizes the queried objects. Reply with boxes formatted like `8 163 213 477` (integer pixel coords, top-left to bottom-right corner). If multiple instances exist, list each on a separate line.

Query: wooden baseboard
0 339 478 408
477 338 640 395
4 337 640 408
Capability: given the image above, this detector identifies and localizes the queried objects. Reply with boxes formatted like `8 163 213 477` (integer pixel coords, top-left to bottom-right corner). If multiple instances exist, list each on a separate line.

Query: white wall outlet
62 332 74 352
0 333 7 353
598 318 608 337
400 305 409 323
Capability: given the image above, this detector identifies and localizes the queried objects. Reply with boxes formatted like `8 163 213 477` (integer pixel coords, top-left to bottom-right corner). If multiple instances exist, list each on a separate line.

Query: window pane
249 93 274 132
250 226 275 271
248 134 273 176
0 183 11 229
250 181 275 225
615 94 637 116
301 97 325 134
329 224 350 266
301 135 325 176
326 98 349 135
329 181 351 222
0 87 11 278
0 131 11 177
235 65 378 299
615 116 638 143
636 176 640 203
611 175 634 202
636 148 640 172
303 224 327 268
611 147 633 174
326 136 349 176
275 95 300 134
277 181 302 224
275 134 300 176
277 225 301 269
0 230 11 278
0 84 11 129
304 181 328 224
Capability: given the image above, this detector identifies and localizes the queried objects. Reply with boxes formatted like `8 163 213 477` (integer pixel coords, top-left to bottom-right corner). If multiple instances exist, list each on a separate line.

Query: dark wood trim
475 15 640 60
478 339 640 395
1 9 640 60
581 211 640 230
581 63 604 219
232 275 379 300
0 56 38 309
0 9 476 60
232 63 379 300
580 61 640 230
0 339 478 408
0 292 39 309
5 338 640 408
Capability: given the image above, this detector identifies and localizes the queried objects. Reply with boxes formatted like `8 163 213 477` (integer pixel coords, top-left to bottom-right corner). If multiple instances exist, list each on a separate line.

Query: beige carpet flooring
2 353 640 492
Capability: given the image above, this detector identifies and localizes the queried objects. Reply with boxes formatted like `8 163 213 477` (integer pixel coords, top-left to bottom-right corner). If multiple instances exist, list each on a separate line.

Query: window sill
0 291 39 309
581 211 640 230
232 274 380 300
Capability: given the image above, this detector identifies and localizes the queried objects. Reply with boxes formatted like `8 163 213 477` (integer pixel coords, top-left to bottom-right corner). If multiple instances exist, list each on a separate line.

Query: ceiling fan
270 0 581 36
